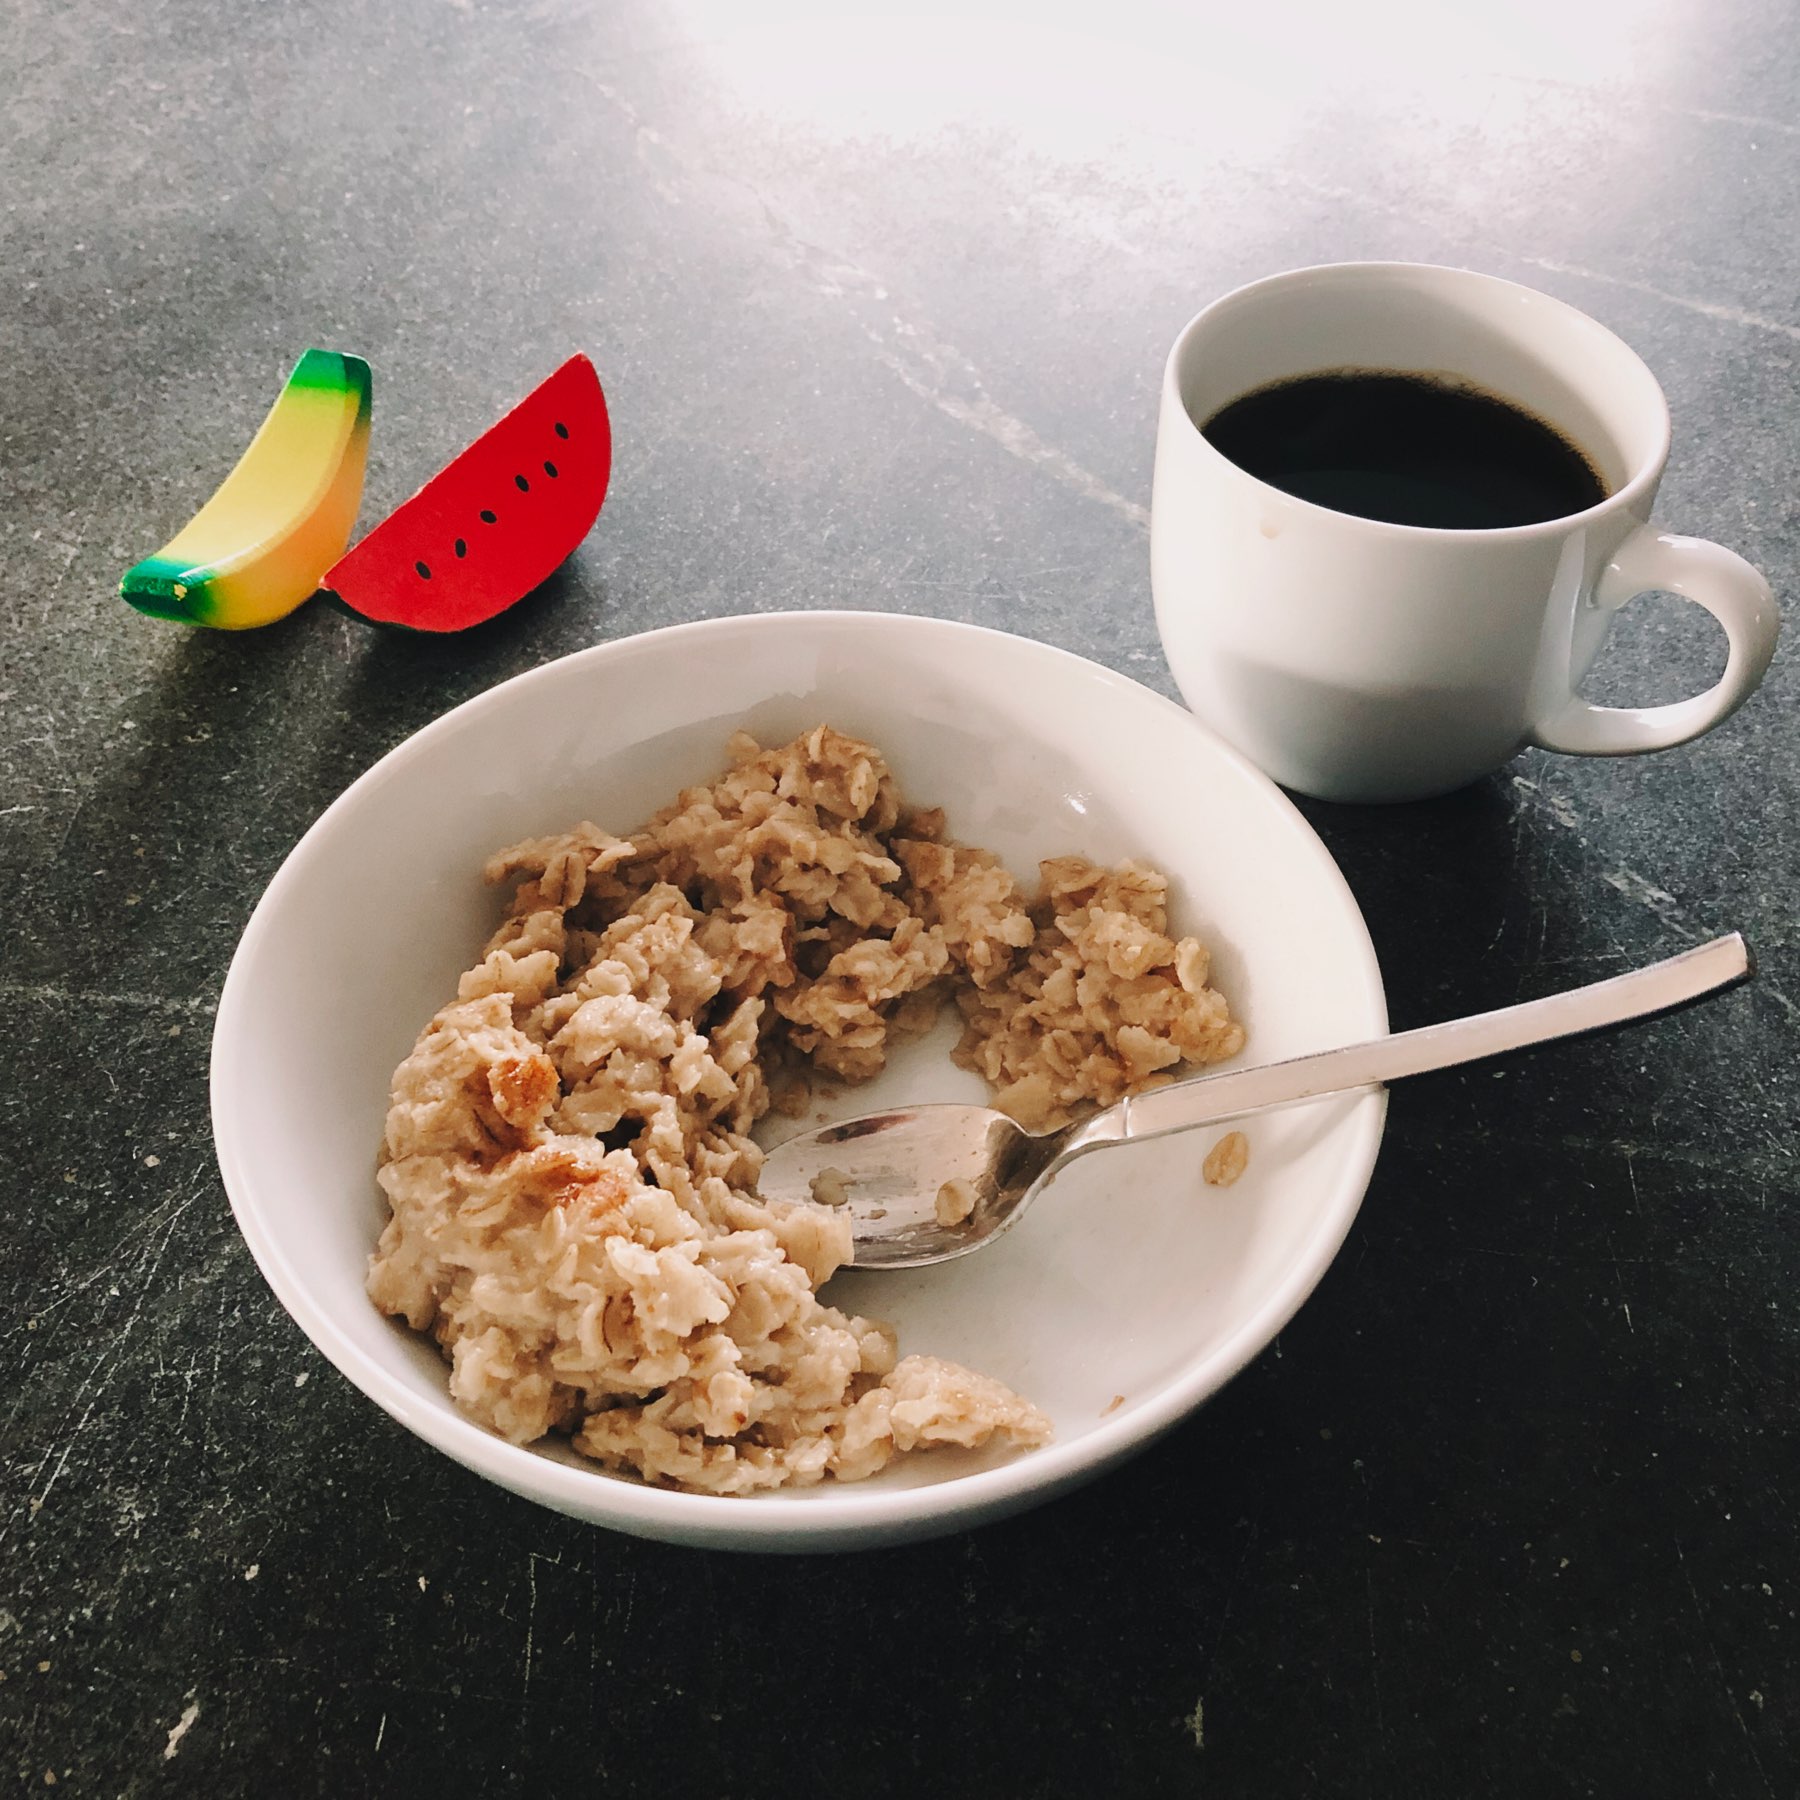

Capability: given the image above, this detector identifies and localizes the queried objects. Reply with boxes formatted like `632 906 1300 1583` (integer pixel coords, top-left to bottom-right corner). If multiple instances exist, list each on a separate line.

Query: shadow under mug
1151 263 1780 804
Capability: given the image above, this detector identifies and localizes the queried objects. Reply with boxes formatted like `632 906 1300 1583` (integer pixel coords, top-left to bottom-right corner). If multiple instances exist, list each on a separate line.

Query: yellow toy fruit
121 349 372 629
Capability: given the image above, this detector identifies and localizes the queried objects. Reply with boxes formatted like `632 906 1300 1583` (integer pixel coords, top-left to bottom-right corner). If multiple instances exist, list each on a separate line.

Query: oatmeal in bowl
369 726 1244 1493
212 612 1385 1549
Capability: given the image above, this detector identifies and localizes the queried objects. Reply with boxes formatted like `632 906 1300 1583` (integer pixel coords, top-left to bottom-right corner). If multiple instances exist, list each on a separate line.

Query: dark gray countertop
6 2 1796 1793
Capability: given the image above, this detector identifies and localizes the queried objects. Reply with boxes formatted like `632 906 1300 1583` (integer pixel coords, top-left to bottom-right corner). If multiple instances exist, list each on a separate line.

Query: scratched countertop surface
5 1 1797 1793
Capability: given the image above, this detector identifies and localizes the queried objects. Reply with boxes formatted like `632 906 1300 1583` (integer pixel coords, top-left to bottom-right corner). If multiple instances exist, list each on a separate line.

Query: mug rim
1162 260 1673 542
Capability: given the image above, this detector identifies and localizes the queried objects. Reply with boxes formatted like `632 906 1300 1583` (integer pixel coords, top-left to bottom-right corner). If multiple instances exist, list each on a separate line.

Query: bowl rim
212 610 1388 1543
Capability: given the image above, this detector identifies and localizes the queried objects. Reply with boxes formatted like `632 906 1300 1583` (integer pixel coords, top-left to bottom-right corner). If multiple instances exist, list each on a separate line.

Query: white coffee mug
1151 263 1779 803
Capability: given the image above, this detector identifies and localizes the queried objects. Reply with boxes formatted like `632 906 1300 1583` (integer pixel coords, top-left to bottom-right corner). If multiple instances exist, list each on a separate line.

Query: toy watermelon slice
322 353 611 631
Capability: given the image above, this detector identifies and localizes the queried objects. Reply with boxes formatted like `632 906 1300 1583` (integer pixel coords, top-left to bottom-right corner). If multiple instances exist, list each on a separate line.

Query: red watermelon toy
323 354 611 631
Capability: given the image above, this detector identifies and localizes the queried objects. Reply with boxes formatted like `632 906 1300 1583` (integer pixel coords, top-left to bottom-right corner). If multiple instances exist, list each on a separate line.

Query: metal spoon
757 934 1751 1269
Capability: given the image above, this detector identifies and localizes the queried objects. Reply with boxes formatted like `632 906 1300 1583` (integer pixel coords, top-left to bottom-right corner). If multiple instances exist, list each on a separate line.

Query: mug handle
1531 526 1779 756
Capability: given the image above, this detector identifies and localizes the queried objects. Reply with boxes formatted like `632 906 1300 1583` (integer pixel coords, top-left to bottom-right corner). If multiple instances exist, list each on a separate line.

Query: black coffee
1201 369 1607 530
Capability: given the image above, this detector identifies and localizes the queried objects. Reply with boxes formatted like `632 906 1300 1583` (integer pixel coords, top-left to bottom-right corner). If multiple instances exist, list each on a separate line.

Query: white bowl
212 612 1387 1551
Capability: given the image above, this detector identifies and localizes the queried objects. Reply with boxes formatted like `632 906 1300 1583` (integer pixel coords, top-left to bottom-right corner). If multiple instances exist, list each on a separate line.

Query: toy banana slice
120 349 372 630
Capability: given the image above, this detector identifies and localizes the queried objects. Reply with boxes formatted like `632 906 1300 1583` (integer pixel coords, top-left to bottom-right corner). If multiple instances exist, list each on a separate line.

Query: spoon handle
1115 934 1752 1145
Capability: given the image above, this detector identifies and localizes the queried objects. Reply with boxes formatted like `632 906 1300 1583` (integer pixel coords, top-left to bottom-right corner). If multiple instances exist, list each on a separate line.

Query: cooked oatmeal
368 726 1244 1493
934 1177 980 1229
1202 1129 1251 1188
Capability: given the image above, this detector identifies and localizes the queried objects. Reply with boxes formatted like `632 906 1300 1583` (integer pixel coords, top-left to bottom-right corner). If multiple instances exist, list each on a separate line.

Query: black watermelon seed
554 421 570 439
544 460 558 478
415 561 431 579
514 473 530 492
454 538 467 558
480 509 497 524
